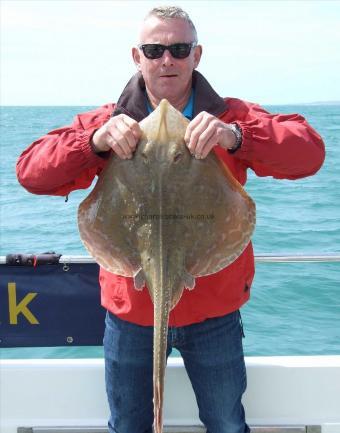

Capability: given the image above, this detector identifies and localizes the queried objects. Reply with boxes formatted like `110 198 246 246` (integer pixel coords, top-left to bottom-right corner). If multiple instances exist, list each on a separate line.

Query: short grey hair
144 6 198 42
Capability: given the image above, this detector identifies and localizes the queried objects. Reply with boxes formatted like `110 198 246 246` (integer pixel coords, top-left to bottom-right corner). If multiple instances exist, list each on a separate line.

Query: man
17 6 325 433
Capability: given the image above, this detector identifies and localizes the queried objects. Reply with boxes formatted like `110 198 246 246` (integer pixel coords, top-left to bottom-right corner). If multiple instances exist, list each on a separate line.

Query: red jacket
16 72 325 326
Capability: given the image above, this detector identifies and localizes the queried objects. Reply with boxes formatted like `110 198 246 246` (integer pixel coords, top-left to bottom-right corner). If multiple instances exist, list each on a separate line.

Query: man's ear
193 45 202 69
132 47 141 71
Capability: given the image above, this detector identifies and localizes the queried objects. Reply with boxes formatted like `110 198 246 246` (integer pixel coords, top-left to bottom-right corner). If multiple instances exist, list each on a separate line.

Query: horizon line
2 100 340 107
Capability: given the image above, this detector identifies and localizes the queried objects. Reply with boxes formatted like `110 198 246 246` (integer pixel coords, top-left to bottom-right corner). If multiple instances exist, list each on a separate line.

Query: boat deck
16 426 322 433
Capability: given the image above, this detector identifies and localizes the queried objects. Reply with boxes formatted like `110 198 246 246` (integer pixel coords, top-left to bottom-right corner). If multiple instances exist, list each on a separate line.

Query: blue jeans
103 310 250 433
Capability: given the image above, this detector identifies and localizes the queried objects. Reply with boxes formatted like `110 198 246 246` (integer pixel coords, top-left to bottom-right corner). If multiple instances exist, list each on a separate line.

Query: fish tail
153 300 170 433
154 378 163 433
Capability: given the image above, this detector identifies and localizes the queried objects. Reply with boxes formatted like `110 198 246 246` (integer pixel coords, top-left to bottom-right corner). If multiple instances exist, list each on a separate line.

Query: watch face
228 124 242 153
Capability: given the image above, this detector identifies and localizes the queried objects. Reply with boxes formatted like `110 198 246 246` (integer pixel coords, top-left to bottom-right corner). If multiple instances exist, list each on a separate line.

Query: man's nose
161 49 174 66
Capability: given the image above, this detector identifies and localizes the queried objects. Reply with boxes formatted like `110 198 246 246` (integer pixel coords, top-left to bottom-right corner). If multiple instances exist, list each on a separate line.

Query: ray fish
78 99 256 433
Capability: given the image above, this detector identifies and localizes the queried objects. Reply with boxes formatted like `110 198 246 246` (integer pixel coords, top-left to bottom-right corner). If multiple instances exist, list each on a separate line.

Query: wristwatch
226 123 242 154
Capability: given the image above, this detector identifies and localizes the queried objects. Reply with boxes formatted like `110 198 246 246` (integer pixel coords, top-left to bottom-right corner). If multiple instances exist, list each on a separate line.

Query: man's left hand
184 111 237 159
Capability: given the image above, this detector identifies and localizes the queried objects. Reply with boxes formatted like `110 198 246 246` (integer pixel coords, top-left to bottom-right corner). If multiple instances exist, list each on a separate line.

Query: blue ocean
1 104 339 359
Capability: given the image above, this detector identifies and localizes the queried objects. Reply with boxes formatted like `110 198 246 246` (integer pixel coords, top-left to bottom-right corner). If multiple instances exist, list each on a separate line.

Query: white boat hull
1 356 340 433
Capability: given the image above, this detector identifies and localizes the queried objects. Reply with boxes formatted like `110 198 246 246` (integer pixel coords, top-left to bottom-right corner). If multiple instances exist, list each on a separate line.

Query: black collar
112 71 227 121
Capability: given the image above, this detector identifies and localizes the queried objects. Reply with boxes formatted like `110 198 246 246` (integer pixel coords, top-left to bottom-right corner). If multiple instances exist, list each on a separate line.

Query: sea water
0 104 339 358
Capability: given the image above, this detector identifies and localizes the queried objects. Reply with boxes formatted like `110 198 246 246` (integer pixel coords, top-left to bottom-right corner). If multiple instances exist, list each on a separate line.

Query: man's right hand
91 114 142 159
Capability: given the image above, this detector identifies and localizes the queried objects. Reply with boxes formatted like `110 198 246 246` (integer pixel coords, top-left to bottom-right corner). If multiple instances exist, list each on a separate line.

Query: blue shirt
145 90 195 120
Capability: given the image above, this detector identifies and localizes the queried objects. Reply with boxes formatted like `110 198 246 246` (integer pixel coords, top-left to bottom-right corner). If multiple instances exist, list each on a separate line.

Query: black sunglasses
138 42 197 59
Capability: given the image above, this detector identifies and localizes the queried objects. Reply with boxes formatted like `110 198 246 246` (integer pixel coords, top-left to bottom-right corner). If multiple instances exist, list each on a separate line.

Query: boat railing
1 253 340 264
58 253 340 264
60 253 340 263
3 253 338 264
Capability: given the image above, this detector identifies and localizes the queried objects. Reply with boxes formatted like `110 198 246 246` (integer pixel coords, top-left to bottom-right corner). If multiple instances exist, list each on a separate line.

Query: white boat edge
1 355 340 433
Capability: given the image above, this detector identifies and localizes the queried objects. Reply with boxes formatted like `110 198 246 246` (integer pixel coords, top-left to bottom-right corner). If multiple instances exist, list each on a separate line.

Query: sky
1 0 340 105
